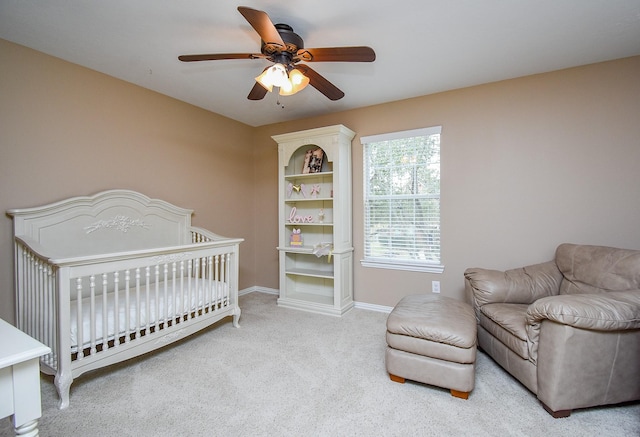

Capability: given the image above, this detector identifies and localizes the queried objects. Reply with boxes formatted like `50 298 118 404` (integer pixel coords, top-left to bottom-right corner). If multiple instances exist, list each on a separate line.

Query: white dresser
0 318 50 437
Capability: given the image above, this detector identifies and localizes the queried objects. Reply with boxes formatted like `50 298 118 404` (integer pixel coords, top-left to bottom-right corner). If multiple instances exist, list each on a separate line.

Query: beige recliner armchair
464 243 640 417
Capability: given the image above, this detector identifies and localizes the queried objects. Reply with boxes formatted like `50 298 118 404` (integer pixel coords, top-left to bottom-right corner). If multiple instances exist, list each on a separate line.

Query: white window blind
361 126 443 273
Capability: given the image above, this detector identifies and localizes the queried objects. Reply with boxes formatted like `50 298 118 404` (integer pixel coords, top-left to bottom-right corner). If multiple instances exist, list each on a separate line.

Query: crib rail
70 250 231 359
13 236 241 376
14 241 59 370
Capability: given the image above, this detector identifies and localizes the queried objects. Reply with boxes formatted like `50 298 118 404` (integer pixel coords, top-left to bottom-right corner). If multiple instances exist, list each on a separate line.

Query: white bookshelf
273 125 355 316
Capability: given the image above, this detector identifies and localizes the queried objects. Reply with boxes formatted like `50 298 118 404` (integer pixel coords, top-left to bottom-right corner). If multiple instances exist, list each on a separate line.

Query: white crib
7 190 243 409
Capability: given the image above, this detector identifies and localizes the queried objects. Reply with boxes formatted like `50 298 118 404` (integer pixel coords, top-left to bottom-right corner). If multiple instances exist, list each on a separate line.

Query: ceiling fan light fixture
279 68 310 96
255 63 289 92
279 78 294 94
254 71 273 92
290 68 310 88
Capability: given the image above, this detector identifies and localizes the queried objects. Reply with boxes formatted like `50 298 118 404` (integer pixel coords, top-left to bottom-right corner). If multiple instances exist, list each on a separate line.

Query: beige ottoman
385 294 477 399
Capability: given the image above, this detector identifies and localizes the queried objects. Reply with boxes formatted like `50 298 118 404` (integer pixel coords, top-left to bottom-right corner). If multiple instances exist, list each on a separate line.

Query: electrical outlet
432 280 441 293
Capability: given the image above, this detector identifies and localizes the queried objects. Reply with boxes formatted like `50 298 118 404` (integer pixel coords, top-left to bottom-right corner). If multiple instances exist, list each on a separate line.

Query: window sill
360 259 445 273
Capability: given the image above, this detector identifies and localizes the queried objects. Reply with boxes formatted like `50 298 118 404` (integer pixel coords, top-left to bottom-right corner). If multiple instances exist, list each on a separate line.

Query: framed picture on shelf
302 147 325 174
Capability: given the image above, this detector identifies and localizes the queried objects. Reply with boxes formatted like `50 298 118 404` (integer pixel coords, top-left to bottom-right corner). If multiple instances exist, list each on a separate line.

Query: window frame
360 126 444 274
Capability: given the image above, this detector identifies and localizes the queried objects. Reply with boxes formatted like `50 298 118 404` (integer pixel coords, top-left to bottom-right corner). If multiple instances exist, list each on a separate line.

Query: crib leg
54 370 73 410
233 307 241 328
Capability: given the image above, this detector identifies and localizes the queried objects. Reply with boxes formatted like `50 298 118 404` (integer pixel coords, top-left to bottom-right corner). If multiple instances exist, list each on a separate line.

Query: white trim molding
245 288 393 313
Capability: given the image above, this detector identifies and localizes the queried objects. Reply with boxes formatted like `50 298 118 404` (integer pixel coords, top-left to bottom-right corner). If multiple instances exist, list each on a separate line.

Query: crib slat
145 266 151 333
113 271 120 348
194 257 201 313
124 270 130 344
171 262 182 324
191 261 195 318
76 278 84 360
205 256 211 311
186 260 192 319
179 260 186 321
214 255 220 309
102 274 109 352
89 275 97 356
35 256 42 336
171 262 178 324
200 256 207 312
22 251 29 334
154 265 160 331
27 253 36 337
225 253 230 307
135 268 141 340
35 258 42 342
163 264 169 324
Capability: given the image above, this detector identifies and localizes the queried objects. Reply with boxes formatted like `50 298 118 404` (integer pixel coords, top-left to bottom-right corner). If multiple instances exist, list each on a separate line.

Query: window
361 126 443 273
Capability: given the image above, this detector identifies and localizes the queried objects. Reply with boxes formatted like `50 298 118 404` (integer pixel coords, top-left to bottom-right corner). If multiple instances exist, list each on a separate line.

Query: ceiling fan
178 6 376 101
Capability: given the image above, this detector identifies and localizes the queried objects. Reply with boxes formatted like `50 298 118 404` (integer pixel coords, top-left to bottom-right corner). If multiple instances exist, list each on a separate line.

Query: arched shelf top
286 145 331 175
273 125 355 166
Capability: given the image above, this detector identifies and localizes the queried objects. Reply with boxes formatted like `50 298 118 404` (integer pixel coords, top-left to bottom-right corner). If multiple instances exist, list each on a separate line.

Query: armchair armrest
526 290 640 331
525 290 640 364
464 261 563 312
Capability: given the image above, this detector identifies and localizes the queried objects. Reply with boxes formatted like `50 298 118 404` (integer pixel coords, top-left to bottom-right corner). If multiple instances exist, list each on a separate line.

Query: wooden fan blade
248 82 269 100
178 53 264 62
295 65 345 100
237 6 285 49
297 46 376 62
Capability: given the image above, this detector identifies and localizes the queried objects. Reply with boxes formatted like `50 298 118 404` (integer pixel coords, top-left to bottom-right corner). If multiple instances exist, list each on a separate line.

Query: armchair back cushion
556 243 640 295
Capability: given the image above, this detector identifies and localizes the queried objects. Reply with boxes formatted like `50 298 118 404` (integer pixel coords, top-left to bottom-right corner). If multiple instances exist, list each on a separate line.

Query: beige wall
254 55 640 307
0 39 256 323
2 37 639 321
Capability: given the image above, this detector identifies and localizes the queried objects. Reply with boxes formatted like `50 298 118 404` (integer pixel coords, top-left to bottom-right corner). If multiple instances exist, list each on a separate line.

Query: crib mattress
69 278 229 351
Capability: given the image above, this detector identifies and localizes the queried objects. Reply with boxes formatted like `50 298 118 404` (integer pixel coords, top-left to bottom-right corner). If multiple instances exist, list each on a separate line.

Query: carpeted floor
2 292 639 436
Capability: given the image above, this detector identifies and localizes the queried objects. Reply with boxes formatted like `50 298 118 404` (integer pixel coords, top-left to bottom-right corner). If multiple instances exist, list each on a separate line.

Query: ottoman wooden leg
450 389 469 399
389 374 405 384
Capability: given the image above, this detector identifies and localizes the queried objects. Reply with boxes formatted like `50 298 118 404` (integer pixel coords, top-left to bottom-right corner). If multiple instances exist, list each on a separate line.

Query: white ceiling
1 1 639 127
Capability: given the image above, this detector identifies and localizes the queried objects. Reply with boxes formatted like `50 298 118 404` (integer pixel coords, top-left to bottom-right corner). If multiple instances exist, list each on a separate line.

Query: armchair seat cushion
479 303 529 360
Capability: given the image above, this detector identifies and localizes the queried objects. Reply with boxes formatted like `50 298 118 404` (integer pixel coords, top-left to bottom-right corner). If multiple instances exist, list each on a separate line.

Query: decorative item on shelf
288 206 313 223
318 208 325 223
302 148 325 174
290 228 303 246
287 182 307 198
310 184 321 198
313 242 334 262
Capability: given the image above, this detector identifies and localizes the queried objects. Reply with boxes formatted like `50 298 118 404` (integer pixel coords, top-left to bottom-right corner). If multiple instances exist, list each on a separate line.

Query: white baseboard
240 287 392 313
354 301 393 313
239 286 279 296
